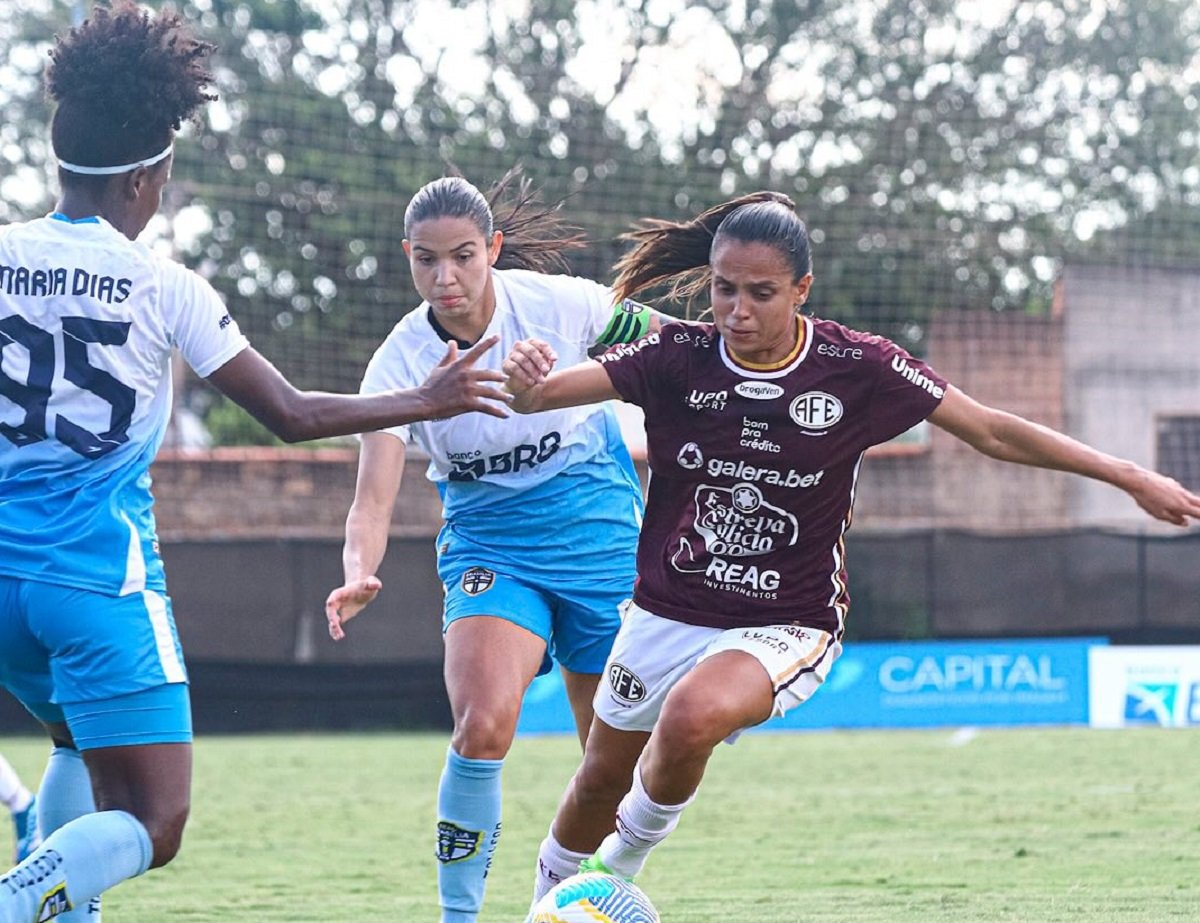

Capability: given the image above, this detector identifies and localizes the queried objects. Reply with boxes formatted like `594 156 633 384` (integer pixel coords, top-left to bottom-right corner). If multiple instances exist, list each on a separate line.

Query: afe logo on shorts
608 663 647 702
436 821 482 863
789 391 843 430
461 567 495 596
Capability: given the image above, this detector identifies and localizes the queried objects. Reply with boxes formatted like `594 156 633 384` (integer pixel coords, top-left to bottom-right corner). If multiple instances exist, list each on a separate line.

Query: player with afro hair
0 4 508 921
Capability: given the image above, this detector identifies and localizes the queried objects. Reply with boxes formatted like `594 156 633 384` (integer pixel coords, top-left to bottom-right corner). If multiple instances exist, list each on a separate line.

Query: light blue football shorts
0 576 192 748
437 449 641 677
439 554 632 677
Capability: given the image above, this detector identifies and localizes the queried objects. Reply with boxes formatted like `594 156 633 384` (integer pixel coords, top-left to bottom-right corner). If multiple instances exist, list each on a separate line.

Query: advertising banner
518 636 1103 734
1088 646 1200 728
776 636 1101 730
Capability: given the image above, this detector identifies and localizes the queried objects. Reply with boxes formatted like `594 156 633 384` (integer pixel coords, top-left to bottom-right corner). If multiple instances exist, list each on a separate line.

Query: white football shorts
593 600 842 736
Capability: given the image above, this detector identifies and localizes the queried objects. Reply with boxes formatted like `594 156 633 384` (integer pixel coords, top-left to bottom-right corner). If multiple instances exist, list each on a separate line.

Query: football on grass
525 872 659 923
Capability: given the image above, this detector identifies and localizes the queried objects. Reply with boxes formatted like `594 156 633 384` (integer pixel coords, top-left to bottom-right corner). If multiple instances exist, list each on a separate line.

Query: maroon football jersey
597 317 948 635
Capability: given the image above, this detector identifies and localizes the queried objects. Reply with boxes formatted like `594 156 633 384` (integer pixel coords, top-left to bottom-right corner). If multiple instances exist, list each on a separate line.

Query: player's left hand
1126 468 1200 526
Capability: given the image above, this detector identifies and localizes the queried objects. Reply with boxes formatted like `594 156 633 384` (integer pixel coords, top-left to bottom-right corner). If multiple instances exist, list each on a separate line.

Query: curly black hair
46 0 215 176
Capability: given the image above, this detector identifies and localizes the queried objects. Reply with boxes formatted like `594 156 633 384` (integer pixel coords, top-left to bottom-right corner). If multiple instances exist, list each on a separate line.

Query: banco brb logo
789 391 842 429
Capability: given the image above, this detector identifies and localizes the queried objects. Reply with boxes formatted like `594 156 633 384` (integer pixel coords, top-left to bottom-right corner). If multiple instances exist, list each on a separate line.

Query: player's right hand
325 576 383 641
419 336 511 420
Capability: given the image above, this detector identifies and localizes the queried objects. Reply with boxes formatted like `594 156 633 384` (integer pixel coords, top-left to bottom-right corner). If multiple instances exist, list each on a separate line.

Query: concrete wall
152 446 440 540
1060 264 1200 525
925 310 1073 530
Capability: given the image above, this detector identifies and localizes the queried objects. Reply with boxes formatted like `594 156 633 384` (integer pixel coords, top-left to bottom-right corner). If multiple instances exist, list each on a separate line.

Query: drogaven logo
789 391 843 429
734 381 784 400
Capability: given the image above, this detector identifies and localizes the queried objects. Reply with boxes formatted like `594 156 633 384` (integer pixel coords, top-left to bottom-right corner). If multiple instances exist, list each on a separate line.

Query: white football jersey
360 268 617 519
0 214 248 595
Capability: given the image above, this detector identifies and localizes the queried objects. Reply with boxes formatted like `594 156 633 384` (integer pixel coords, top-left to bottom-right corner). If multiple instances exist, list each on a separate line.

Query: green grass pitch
2 727 1198 921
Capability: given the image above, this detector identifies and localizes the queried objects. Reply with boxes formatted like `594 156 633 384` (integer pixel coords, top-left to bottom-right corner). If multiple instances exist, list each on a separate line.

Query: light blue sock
0 810 150 923
436 748 504 923
36 748 101 921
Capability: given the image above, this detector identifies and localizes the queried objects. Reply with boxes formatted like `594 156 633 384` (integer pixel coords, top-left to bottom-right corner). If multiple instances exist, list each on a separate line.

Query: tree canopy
4 0 1198 440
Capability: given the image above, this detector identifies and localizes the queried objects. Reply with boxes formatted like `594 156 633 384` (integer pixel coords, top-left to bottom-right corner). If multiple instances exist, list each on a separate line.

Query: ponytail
612 191 805 306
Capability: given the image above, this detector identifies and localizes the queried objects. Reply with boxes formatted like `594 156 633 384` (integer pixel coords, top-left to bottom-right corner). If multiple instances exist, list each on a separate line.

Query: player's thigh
443 613 548 715
660 650 776 742
83 731 192 867
592 601 723 733
697 623 842 723
444 614 547 756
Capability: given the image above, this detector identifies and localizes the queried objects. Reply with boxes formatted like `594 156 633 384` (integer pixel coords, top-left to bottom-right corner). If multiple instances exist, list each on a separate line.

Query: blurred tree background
2 0 1199 444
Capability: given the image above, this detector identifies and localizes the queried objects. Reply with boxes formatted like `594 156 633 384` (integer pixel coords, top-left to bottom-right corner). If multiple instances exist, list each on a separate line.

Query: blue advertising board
517 636 1105 735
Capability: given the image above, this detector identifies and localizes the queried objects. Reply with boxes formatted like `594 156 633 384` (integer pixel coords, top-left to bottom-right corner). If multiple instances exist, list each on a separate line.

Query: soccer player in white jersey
0 5 509 921
323 170 668 923
502 192 1200 901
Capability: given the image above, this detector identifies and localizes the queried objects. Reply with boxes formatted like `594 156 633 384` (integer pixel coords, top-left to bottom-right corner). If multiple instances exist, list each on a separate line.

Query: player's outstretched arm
930 386 1200 527
501 338 618 413
207 337 509 443
326 432 406 640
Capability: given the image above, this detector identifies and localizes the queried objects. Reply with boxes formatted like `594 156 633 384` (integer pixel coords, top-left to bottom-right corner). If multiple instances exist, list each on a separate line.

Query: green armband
597 298 653 346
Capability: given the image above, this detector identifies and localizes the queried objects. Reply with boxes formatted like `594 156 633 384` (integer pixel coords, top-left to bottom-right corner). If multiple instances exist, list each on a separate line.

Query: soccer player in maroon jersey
502 191 1200 898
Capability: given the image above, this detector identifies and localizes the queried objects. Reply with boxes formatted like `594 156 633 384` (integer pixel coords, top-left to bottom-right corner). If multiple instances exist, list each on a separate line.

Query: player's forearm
510 362 618 415
509 384 549 414
341 507 392 581
209 348 439 441
977 412 1138 486
262 390 436 443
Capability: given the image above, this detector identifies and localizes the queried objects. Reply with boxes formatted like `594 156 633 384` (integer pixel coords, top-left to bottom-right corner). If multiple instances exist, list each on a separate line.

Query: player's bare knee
451 708 517 760
656 695 729 753
145 803 190 869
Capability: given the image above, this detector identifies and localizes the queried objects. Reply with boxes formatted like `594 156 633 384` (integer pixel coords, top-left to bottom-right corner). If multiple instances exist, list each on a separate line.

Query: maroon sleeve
867 338 949 445
595 322 696 409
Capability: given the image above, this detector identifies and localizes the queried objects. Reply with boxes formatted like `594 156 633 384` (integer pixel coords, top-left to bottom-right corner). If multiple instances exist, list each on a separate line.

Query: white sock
532 832 592 903
0 754 33 813
594 767 693 879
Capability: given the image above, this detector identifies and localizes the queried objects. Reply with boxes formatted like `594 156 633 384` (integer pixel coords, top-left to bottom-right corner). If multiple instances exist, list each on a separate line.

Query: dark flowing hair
611 191 812 307
403 165 586 274
46 0 216 181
